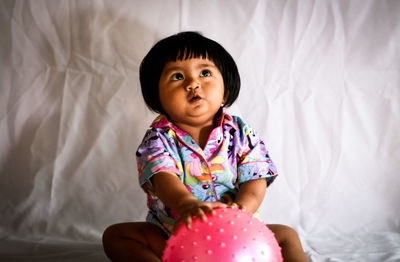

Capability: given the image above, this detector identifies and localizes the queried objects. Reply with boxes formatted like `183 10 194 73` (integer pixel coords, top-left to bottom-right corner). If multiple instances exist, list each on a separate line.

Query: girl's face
158 58 226 129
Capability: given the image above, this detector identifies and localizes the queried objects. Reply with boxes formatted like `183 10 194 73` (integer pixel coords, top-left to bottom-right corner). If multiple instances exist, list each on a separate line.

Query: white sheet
1 0 399 261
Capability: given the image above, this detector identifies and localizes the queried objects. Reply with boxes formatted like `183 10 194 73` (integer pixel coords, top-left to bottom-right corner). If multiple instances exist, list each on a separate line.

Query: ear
222 90 229 106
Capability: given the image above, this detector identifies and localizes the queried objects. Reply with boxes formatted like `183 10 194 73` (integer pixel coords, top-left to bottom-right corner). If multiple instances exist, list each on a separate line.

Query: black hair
139 31 241 114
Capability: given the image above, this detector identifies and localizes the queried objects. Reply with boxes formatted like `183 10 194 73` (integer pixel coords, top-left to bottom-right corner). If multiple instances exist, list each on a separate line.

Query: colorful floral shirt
136 111 278 236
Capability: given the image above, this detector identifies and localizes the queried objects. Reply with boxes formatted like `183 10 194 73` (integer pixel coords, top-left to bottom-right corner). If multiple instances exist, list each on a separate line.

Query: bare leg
102 222 167 262
267 224 308 262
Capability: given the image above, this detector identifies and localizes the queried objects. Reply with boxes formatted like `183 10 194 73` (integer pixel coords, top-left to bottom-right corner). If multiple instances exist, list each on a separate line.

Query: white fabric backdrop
1 0 399 261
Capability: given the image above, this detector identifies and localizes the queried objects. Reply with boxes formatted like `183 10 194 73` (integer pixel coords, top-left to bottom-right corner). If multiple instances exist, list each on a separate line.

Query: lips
189 93 202 102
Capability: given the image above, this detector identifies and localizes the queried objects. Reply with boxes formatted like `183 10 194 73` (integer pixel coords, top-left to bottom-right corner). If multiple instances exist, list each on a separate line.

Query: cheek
160 89 184 108
159 90 172 110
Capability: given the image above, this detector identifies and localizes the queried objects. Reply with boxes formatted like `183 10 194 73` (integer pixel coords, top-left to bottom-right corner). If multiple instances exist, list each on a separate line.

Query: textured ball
162 207 282 262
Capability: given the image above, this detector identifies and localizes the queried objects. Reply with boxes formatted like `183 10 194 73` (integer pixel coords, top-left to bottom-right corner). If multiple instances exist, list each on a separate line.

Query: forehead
162 58 218 72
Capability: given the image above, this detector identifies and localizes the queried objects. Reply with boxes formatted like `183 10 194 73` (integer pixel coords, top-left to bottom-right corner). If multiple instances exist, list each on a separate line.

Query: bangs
174 48 209 61
161 32 221 64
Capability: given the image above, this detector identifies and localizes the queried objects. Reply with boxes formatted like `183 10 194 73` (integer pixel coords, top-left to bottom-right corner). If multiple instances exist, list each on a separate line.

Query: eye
171 73 184 81
200 69 211 77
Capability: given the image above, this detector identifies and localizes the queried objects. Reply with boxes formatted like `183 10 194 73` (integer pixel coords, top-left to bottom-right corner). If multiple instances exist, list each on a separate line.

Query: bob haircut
139 31 241 114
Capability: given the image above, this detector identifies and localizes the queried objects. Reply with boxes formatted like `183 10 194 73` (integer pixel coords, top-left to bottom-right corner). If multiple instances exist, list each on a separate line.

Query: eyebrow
198 63 218 69
162 66 181 75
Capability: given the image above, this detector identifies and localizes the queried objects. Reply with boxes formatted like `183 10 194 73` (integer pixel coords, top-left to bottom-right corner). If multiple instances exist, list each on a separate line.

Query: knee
102 223 127 249
102 224 117 247
102 222 149 247
268 224 301 245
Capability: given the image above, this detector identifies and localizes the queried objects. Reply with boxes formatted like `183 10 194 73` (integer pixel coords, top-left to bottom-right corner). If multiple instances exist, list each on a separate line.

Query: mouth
189 94 202 102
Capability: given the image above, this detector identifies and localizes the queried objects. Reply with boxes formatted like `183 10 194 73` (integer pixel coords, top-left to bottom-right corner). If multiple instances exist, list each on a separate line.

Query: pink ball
162 207 283 262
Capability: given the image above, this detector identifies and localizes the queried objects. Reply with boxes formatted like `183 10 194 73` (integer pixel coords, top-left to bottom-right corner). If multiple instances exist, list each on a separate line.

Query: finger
229 203 239 209
213 202 228 209
200 202 227 216
196 208 208 221
210 203 226 214
200 204 214 214
185 215 192 229
206 201 227 211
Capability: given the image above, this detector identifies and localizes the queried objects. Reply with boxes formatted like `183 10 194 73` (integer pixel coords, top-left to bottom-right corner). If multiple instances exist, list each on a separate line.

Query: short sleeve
234 117 278 186
136 128 180 189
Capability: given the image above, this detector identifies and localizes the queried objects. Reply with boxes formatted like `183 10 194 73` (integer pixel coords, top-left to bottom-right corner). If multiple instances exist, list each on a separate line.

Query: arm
151 171 227 229
233 178 267 213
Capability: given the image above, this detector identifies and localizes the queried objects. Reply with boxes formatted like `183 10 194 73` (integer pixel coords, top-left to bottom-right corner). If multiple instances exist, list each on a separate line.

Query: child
103 31 308 262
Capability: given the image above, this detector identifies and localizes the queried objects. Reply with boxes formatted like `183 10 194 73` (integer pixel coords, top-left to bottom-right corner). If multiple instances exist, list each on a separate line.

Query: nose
185 77 200 91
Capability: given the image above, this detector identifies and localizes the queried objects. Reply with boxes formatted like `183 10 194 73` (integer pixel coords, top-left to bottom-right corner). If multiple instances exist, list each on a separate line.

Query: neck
177 121 214 149
169 109 223 149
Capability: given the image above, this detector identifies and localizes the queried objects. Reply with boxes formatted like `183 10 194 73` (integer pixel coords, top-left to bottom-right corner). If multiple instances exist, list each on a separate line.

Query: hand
228 202 247 212
232 179 267 214
174 200 227 232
